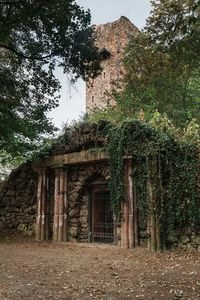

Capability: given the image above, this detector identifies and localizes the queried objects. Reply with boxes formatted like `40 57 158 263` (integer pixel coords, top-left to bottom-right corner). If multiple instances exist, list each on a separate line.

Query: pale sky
49 0 152 129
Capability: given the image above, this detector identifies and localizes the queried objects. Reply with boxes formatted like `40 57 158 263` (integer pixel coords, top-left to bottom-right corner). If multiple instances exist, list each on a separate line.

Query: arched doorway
88 178 114 243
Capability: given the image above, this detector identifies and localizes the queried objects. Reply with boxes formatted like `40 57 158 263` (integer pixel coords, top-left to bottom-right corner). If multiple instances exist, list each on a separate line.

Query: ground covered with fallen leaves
0 235 200 300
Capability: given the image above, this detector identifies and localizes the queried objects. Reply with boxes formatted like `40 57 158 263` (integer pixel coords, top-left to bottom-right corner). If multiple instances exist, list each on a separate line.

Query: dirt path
0 237 200 300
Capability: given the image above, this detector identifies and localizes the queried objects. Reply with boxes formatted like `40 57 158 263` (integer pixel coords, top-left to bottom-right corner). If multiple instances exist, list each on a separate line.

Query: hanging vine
106 120 200 250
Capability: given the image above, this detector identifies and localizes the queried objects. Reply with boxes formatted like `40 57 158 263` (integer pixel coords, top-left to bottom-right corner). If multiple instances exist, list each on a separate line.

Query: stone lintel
40 149 108 167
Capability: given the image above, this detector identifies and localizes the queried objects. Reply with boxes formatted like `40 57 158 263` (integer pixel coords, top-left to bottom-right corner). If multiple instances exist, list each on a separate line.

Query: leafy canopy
125 0 200 125
0 0 100 158
91 0 200 128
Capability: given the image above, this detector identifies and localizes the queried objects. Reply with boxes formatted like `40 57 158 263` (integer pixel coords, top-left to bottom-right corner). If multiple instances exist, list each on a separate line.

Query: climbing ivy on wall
106 120 200 251
32 116 199 251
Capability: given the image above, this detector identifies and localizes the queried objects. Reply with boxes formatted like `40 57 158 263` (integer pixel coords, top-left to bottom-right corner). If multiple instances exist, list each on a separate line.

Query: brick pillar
53 167 68 242
121 159 138 248
36 168 49 241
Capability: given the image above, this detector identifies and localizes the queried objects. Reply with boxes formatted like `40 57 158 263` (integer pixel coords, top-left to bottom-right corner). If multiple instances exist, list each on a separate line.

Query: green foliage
123 35 200 126
146 0 200 66
0 138 56 180
0 150 24 181
107 124 127 213
0 0 100 158
118 0 200 127
106 119 200 237
183 118 200 143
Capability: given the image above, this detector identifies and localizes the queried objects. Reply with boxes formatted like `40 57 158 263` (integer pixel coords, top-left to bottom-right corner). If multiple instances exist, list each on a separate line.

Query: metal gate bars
91 189 114 243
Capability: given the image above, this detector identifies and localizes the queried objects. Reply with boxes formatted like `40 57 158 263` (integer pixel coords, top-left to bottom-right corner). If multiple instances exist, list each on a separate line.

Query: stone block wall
0 155 199 251
0 162 38 236
0 158 113 242
86 16 140 111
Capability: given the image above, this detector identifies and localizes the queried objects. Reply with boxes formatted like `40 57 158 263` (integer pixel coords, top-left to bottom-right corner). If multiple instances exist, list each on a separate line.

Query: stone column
121 159 138 248
36 168 49 241
53 167 68 242
122 200 129 248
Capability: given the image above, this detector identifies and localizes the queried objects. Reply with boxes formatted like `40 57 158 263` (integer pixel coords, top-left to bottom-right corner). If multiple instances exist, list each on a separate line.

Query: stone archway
67 163 112 243
35 152 139 249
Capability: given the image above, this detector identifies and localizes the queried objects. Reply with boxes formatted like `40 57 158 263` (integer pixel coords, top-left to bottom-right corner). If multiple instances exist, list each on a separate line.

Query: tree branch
0 43 52 60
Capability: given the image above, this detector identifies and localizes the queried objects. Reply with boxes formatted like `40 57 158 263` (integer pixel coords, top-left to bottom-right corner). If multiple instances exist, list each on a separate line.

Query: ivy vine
106 120 200 241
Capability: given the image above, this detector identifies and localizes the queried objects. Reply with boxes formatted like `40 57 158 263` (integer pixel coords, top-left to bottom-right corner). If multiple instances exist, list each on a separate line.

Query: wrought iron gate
91 189 114 243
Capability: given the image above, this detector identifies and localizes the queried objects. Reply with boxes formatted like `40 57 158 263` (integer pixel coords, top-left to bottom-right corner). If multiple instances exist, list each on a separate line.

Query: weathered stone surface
187 243 197 253
0 162 38 236
17 224 27 231
42 149 108 167
195 236 200 245
70 193 78 203
179 243 187 250
70 217 79 225
1 154 199 249
86 16 139 111
181 236 190 244
0 110 198 250
69 209 80 218
5 190 16 197
70 226 79 237
168 232 178 243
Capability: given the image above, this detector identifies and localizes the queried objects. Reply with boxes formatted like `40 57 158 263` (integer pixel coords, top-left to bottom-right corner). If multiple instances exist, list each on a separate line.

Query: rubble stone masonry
86 16 139 111
0 162 38 236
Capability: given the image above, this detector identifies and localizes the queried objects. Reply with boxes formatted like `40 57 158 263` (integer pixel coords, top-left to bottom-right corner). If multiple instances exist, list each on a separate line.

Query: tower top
94 16 139 52
96 16 137 28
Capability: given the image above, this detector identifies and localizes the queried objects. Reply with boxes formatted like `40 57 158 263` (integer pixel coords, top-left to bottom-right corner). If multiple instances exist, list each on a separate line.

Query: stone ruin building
0 16 141 248
0 17 199 251
86 16 139 111
0 121 140 248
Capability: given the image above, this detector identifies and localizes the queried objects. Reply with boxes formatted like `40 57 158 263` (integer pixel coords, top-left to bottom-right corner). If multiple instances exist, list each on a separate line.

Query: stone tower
86 16 139 112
